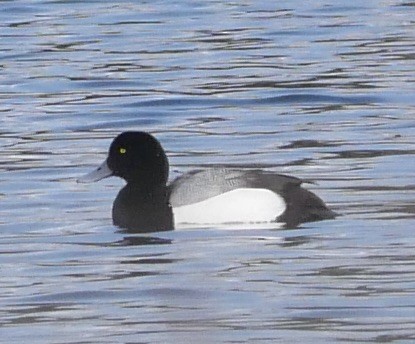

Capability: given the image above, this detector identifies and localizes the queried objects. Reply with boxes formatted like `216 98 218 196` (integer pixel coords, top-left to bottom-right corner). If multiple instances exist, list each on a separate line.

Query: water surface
1 0 414 343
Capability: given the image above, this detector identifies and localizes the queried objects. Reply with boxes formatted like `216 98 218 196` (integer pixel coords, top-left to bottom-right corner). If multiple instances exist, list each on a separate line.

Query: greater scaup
78 131 336 232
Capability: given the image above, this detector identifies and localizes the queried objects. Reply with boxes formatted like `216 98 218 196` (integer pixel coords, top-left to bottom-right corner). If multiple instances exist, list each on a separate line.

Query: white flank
172 188 286 225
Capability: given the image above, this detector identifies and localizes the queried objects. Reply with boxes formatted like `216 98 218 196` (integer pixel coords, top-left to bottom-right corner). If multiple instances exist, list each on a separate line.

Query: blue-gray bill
77 160 112 183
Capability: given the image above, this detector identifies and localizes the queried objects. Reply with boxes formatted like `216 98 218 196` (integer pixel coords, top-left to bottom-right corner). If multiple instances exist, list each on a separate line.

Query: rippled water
1 1 415 343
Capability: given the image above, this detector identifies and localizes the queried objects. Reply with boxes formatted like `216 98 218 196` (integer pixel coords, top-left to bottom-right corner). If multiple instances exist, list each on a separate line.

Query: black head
107 131 169 185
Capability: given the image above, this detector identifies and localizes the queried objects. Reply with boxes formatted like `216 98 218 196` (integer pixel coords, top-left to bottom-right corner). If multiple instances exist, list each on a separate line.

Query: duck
78 131 336 232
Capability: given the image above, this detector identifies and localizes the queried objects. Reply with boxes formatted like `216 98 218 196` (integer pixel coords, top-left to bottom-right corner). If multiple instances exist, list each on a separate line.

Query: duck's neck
124 180 167 197
120 154 169 188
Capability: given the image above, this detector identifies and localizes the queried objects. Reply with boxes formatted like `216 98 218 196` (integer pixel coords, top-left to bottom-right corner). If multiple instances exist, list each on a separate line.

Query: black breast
112 184 173 232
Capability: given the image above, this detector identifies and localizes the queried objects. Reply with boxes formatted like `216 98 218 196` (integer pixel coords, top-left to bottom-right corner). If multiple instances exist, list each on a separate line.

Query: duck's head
78 131 169 186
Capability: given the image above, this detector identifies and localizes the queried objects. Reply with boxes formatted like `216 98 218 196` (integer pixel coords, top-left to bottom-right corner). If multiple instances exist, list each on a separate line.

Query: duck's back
168 168 335 226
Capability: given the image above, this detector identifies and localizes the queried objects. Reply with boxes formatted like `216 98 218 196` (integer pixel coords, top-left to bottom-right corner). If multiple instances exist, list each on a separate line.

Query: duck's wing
168 168 302 207
243 171 336 226
276 186 337 227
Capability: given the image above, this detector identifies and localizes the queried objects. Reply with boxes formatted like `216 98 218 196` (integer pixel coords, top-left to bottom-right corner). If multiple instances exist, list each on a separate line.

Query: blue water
1 1 415 343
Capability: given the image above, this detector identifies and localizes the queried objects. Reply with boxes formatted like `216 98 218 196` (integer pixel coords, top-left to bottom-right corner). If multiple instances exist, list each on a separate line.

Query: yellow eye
119 147 126 154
